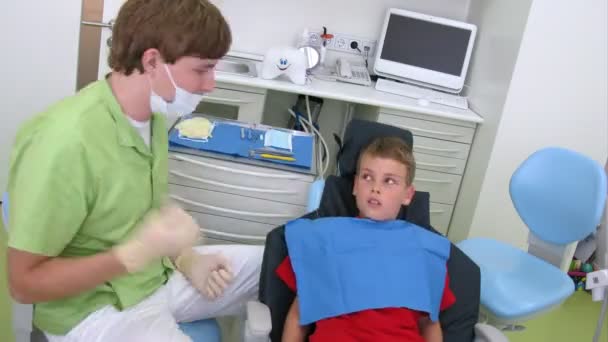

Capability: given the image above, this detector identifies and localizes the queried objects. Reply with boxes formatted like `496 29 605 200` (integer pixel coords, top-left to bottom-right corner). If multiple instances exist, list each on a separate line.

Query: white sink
216 57 257 77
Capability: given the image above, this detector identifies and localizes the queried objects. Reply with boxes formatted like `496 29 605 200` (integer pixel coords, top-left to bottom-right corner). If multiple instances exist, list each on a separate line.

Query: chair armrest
243 301 272 342
474 323 509 342
306 179 325 213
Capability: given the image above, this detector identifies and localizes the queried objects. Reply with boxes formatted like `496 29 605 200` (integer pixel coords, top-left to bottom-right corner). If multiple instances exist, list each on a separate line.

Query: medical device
287 97 330 179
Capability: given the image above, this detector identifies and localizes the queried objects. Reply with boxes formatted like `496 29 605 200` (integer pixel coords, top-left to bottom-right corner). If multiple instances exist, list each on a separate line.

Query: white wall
465 0 608 249
448 0 532 242
0 1 82 191
216 0 470 56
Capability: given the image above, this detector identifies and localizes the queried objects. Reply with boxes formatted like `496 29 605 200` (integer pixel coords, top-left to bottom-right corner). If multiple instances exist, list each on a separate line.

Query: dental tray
169 116 314 170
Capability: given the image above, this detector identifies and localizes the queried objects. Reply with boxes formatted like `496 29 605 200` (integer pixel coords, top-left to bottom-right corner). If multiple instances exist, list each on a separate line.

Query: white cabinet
372 108 477 235
194 82 267 124
168 152 315 244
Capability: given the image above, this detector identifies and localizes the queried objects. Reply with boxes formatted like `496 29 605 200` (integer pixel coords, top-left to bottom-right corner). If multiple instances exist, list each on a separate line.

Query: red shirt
276 256 456 342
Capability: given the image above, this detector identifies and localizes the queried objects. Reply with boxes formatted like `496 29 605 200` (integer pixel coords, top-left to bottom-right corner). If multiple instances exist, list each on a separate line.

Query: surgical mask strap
163 64 179 91
147 74 156 95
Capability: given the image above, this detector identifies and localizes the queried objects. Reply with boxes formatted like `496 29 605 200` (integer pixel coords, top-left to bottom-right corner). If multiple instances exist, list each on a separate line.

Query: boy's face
353 154 415 221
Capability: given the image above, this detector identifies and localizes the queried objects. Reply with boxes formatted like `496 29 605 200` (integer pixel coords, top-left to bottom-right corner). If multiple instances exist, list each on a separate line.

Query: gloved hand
175 248 234 300
113 205 201 273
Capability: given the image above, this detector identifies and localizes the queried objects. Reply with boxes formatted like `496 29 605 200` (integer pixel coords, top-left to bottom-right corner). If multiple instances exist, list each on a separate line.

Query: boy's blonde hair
357 137 416 185
109 0 232 75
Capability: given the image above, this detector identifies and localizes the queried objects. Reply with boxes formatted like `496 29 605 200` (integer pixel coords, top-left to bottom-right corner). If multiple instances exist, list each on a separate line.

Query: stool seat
179 319 221 342
458 238 574 320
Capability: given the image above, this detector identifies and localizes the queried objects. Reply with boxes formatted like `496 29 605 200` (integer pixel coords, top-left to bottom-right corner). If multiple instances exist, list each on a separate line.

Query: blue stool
179 319 221 341
1 192 221 342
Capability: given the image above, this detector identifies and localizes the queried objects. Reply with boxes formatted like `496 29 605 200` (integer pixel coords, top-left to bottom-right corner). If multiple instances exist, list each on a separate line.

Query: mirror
299 46 320 70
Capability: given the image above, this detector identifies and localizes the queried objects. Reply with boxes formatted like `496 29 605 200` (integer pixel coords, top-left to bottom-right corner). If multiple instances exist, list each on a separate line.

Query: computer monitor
373 8 477 93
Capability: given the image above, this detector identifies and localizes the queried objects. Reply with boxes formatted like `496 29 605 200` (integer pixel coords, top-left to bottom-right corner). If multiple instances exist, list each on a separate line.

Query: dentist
5 0 262 341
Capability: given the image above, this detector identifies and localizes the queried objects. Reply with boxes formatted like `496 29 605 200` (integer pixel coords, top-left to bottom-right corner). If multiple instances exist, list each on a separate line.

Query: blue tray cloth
169 121 313 170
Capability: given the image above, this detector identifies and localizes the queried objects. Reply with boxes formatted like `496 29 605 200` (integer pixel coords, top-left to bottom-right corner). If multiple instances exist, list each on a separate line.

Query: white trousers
45 245 264 342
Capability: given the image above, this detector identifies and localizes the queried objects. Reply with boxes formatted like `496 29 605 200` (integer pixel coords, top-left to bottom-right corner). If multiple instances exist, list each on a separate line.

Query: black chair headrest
337 120 414 181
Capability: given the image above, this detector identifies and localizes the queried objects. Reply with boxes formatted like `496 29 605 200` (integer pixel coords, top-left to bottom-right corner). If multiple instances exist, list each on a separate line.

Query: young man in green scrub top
5 0 263 340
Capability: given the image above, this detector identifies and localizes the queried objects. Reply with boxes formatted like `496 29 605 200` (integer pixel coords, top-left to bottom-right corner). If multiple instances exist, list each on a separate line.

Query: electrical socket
334 36 347 50
308 32 322 46
306 31 376 57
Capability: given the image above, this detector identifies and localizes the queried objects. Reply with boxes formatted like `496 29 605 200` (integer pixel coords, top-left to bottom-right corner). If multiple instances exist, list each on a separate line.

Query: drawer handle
170 195 294 218
394 124 464 138
170 170 298 195
203 95 251 104
430 209 445 215
172 154 304 180
415 145 460 154
202 228 266 242
416 178 453 184
417 161 457 169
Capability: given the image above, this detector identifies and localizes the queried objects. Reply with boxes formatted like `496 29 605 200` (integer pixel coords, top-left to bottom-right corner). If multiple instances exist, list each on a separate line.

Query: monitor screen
380 14 472 77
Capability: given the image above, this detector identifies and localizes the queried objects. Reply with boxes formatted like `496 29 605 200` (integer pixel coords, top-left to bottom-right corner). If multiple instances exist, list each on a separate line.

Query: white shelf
215 67 483 124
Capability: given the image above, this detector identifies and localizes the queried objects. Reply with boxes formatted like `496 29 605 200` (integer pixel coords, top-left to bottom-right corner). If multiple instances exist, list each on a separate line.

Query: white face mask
150 64 205 116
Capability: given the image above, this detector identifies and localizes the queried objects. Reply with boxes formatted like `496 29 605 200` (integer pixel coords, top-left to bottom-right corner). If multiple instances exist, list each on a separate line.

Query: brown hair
109 0 232 75
357 136 416 185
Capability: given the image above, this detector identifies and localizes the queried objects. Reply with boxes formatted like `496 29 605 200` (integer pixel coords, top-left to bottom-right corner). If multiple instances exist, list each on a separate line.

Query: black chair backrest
336 119 414 181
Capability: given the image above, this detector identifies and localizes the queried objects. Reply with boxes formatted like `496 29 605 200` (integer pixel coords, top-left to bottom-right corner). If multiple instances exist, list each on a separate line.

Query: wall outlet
306 31 376 57
308 31 322 46
334 36 347 49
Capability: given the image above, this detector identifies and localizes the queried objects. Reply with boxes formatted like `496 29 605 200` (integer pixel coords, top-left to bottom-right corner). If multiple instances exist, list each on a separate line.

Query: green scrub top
6 79 174 335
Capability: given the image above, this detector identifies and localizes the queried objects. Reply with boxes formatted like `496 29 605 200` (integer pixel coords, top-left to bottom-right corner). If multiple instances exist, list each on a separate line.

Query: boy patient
277 137 455 342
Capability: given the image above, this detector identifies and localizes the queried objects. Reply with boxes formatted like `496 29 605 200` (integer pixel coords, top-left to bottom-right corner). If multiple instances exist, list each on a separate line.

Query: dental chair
457 147 607 330
1 192 244 342
256 119 508 342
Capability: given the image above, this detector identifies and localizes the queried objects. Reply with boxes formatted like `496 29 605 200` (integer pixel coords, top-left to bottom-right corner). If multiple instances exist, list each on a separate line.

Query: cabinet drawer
378 113 475 144
414 152 466 175
413 169 462 205
216 82 267 95
204 237 259 245
413 136 470 160
378 107 477 128
170 184 306 226
169 155 311 206
189 211 272 244
202 87 265 107
205 237 239 245
170 153 314 182
198 87 266 123
429 202 454 236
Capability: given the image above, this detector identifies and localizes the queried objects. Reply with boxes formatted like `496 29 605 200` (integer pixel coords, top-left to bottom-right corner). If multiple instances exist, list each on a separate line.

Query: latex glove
113 205 201 273
175 248 234 300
